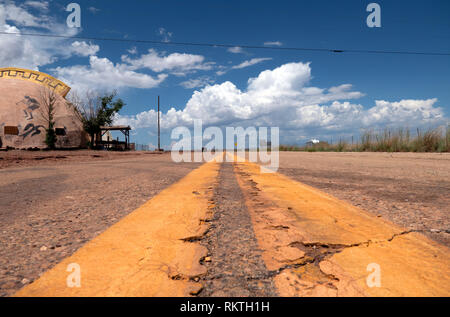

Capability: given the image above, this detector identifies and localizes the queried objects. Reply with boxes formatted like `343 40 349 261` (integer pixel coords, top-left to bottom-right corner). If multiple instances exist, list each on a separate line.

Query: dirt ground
277 152 450 246
0 151 200 296
0 149 144 170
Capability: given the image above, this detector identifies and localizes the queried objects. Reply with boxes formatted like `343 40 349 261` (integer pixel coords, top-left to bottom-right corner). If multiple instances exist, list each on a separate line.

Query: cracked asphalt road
277 152 450 246
233 157 449 296
200 162 277 297
0 152 201 297
3 151 450 297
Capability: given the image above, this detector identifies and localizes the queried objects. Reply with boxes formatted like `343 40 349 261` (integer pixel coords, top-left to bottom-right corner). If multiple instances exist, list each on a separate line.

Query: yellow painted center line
15 159 221 297
230 154 450 297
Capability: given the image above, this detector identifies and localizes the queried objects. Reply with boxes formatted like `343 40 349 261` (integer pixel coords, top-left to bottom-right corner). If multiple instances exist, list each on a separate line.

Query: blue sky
1 0 449 147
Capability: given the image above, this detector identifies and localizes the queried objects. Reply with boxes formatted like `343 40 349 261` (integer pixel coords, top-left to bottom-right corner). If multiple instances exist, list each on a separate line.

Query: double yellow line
16 159 220 297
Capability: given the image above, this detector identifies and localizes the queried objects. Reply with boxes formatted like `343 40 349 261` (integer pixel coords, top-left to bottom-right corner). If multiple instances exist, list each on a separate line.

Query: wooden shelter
98 125 131 150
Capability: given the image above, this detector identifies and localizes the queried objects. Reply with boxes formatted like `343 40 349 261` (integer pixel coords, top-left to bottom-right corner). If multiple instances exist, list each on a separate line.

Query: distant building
101 130 113 143
0 67 87 149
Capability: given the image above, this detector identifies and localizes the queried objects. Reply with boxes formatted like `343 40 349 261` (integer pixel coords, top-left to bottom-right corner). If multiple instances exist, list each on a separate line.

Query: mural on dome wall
17 96 41 121
0 93 46 147
0 68 88 149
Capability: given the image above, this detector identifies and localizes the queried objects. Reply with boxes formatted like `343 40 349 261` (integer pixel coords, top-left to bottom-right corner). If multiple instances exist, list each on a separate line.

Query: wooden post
158 96 161 151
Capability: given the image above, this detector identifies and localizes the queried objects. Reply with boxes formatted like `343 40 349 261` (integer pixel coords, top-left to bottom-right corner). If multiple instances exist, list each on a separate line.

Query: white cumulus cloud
70 41 100 57
121 49 214 75
115 61 446 143
0 1 79 69
53 56 168 93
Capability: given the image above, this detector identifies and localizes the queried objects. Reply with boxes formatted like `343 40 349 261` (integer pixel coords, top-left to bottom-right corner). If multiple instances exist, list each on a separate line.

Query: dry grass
280 126 450 152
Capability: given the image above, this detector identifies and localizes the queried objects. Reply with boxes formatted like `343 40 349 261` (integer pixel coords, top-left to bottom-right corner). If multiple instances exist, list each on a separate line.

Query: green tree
71 91 125 149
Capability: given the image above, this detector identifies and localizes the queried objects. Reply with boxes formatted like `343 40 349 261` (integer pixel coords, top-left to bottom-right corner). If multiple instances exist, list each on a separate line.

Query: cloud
70 41 100 57
158 27 172 43
0 1 79 69
127 46 138 55
52 56 168 93
0 3 164 93
115 62 446 143
247 62 309 92
264 41 283 47
215 57 272 76
232 58 272 69
0 23 79 69
121 48 214 74
362 99 444 126
0 3 210 94
227 46 244 54
88 6 100 14
180 76 214 89
0 23 52 69
1 0 49 28
24 1 49 11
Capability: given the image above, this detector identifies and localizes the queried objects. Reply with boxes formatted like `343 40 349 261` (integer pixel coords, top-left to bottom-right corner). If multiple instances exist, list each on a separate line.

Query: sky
0 0 449 148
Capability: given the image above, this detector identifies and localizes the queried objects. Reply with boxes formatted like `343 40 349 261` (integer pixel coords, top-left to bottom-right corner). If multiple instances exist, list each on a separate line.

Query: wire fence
134 144 153 151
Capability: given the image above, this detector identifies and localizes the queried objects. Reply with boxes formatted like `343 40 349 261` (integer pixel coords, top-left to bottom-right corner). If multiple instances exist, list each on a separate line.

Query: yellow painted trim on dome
0 67 71 98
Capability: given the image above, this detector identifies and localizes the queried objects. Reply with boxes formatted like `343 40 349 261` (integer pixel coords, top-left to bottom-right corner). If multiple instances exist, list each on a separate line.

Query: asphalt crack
232 163 419 296
198 162 278 297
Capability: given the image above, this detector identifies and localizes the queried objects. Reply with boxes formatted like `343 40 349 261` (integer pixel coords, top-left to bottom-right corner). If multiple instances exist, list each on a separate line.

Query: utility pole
157 95 161 151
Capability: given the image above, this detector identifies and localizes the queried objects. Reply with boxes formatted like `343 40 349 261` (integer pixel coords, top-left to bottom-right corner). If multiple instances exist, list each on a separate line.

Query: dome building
0 67 87 149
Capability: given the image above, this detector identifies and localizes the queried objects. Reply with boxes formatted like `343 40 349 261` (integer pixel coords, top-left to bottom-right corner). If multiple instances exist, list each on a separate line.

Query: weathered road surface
200 162 277 297
277 152 450 246
0 153 201 296
234 158 449 296
4 152 450 297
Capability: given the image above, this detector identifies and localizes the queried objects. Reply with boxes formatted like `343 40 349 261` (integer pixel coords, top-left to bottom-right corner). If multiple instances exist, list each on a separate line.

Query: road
0 152 201 296
277 152 450 246
1 151 449 297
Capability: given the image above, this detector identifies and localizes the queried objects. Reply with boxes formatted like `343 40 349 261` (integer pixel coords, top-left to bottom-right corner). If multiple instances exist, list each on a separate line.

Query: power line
1 31 449 56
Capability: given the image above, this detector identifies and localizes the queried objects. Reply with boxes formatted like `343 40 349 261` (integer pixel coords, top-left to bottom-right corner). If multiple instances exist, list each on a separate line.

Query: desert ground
1 150 449 296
